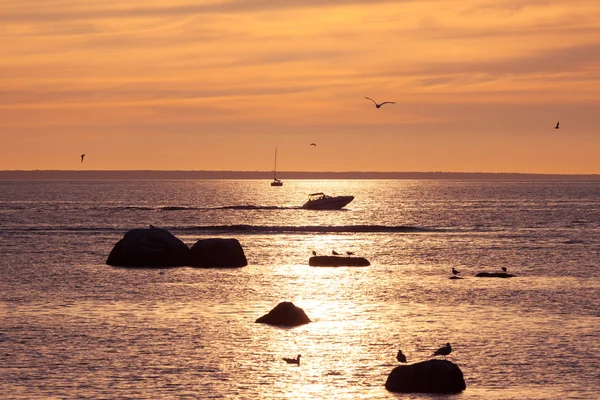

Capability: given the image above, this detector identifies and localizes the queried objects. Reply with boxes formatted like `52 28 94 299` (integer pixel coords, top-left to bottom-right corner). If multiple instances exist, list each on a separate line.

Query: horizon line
1 170 599 180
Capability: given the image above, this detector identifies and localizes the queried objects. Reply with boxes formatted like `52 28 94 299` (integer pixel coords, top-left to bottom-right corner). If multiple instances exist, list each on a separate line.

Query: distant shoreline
1 170 599 180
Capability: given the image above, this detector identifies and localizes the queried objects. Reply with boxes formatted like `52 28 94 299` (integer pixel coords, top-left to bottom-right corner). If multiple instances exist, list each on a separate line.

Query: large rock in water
255 302 311 327
309 256 370 267
106 227 190 267
189 238 247 268
385 359 466 394
475 272 515 278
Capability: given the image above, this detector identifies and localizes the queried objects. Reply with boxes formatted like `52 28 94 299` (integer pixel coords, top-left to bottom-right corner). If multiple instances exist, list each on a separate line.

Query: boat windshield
308 193 328 201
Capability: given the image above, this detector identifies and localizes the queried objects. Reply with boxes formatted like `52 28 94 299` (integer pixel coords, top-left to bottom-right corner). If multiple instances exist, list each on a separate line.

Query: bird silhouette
555 121 560 129
433 343 452 357
365 97 395 108
312 250 317 256
310 143 316 146
332 250 340 255
396 350 407 363
501 266 507 272
283 354 301 365
80 154 85 163
452 268 460 276
346 251 354 255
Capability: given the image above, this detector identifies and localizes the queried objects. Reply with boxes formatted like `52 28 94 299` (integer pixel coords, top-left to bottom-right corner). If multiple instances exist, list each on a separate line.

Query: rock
385 359 466 394
255 302 311 327
189 238 247 268
475 272 515 278
449 276 464 280
106 227 190 267
309 256 370 267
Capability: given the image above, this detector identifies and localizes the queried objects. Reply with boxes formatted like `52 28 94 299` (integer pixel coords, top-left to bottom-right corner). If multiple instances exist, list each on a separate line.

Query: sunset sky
1 0 599 173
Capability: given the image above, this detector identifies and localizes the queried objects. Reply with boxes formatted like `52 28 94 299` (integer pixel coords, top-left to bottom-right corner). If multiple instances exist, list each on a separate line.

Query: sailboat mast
274 147 277 180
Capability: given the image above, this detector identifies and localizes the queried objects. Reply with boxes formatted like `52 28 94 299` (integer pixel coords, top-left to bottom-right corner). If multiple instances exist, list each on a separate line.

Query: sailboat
271 147 283 186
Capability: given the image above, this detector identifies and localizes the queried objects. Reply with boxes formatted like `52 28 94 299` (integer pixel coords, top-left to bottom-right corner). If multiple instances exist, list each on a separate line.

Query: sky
1 0 599 173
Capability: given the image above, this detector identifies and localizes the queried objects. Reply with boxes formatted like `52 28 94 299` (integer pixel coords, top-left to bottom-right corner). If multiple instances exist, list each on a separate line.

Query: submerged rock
106 227 190 267
449 276 464 280
255 302 311 327
189 238 247 268
475 272 515 278
309 256 370 267
385 359 466 394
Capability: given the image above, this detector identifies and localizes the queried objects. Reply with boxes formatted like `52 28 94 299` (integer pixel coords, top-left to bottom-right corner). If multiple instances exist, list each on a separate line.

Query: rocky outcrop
385 359 466 394
309 256 370 267
189 238 247 268
106 227 190 267
255 302 311 327
475 272 515 278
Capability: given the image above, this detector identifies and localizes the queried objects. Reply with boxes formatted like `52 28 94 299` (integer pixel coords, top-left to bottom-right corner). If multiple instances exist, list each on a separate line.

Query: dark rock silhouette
385 359 466 394
449 276 463 280
475 272 515 278
309 256 370 267
106 227 190 267
255 302 311 327
189 238 247 268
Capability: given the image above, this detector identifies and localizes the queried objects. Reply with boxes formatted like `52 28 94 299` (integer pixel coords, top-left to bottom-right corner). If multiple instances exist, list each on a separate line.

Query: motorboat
270 147 283 186
302 193 354 210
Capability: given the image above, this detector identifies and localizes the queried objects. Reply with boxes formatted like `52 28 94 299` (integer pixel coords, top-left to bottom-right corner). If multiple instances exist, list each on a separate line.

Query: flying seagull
283 354 301 365
396 350 407 363
80 154 85 163
555 121 560 129
310 143 316 146
433 343 452 357
452 268 460 276
365 97 395 108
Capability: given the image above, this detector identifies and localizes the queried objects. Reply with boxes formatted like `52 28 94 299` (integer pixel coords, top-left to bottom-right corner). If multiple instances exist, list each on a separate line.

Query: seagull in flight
365 97 395 108
555 121 560 129
310 143 316 146
80 154 85 163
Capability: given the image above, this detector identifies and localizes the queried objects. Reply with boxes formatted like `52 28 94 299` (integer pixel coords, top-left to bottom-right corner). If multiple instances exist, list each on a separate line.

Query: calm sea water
1 179 599 399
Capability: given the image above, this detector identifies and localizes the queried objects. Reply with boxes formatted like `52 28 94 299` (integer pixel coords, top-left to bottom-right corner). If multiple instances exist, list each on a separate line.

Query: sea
1 179 599 399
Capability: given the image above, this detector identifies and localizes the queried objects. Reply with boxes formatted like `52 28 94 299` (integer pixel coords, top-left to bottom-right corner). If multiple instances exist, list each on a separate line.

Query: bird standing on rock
312 250 317 256
452 268 460 276
80 154 85 163
433 343 452 357
396 350 407 363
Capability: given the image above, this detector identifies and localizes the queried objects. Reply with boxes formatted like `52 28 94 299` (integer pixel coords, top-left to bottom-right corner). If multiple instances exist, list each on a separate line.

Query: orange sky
1 0 599 173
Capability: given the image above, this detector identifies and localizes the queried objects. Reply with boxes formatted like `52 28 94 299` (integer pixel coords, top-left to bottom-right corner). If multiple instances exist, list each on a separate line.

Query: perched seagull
312 250 317 256
332 250 340 255
555 121 560 129
452 268 460 276
501 266 507 272
310 143 316 146
433 343 452 357
283 354 301 365
365 97 395 108
80 154 85 163
346 251 354 255
396 350 407 363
